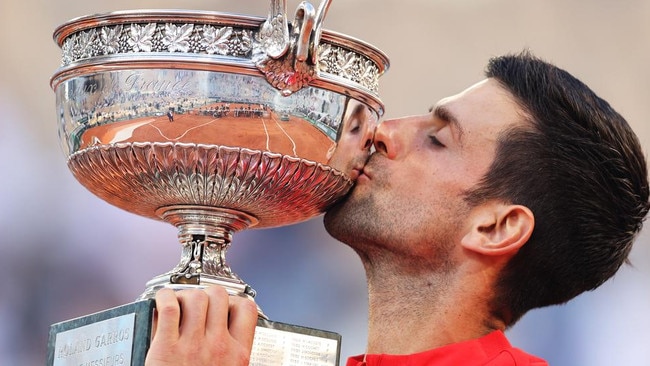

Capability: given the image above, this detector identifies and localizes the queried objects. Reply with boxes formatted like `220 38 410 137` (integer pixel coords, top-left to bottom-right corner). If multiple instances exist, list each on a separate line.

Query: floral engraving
57 21 381 95
361 60 379 91
336 50 358 80
61 36 73 65
77 30 97 59
100 25 123 54
163 23 195 53
316 44 379 93
317 44 333 73
229 30 253 56
201 26 233 55
128 23 157 52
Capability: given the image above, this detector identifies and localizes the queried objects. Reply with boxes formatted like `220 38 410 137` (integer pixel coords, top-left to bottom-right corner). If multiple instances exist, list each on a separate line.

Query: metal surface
52 0 389 302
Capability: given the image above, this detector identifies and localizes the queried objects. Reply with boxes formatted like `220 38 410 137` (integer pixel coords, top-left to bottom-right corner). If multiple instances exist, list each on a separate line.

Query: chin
323 187 370 244
323 202 342 232
323 199 351 242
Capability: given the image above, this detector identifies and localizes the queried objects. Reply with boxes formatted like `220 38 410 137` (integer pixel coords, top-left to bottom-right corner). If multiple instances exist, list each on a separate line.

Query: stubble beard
324 180 460 298
324 153 463 275
324 152 383 247
324 183 381 250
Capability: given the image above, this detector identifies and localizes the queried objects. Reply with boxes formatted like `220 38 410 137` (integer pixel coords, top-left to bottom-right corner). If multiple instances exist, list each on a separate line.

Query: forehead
437 78 525 140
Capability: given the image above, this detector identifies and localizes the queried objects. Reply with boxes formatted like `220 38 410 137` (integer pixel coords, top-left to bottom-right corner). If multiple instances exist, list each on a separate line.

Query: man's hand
145 286 259 366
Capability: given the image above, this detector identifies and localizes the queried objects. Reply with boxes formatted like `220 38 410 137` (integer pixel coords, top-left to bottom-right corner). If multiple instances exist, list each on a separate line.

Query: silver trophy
47 1 388 365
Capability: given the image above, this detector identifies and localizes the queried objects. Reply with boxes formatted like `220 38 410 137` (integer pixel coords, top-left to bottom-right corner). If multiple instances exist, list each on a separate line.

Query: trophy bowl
51 2 389 305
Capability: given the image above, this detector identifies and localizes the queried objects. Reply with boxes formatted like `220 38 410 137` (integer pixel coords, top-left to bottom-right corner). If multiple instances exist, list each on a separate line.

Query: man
144 51 649 365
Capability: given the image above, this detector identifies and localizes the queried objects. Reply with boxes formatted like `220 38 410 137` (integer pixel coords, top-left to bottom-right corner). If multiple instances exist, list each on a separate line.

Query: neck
362 254 505 355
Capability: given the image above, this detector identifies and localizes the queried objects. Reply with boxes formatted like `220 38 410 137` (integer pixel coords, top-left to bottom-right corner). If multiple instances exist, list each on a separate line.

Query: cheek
464 142 497 178
440 152 492 193
378 192 462 254
341 132 363 149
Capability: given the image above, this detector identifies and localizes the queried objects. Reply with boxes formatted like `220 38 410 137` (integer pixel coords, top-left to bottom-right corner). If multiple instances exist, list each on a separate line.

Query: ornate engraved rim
52 9 389 104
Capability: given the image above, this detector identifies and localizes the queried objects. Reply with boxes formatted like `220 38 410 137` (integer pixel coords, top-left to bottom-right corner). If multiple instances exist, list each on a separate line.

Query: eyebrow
430 105 465 144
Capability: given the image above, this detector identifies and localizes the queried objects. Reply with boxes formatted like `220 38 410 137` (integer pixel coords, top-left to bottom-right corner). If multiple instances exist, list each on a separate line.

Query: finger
227 294 259 352
151 288 181 343
204 286 231 335
176 289 210 340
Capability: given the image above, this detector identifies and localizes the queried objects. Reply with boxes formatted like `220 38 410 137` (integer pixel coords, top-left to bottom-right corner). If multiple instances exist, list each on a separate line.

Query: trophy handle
292 1 316 63
255 0 333 95
310 0 332 64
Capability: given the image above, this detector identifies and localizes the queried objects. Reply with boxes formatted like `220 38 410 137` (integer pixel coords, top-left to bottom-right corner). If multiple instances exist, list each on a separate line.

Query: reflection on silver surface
57 70 349 162
51 3 389 301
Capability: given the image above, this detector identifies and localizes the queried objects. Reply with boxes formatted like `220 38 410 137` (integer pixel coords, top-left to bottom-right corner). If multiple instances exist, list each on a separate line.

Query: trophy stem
138 205 260 305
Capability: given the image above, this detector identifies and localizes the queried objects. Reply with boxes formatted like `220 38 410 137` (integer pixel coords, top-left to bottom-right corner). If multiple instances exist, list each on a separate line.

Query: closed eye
429 135 445 147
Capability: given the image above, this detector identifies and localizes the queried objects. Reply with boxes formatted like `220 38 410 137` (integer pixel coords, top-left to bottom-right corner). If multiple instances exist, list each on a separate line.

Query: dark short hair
464 51 649 325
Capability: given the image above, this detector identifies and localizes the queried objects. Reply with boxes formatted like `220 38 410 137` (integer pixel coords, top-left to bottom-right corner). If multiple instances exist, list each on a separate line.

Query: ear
460 203 535 257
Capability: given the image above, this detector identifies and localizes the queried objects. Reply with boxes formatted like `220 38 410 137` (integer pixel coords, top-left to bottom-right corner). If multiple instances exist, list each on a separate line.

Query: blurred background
1 0 649 365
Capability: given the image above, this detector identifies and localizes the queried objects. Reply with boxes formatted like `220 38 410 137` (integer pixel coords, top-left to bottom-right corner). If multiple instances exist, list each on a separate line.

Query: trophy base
47 300 341 366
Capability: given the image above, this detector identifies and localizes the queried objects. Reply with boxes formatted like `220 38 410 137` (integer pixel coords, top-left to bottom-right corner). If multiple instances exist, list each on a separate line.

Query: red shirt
346 331 548 366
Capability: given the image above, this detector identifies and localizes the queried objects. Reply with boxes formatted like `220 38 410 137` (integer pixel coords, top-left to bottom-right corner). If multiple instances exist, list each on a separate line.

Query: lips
349 167 362 181
348 153 376 182
357 168 370 181
355 163 374 183
356 154 379 182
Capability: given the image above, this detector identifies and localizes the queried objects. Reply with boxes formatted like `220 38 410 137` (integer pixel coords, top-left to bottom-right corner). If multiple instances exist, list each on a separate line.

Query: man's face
324 78 526 262
327 101 377 181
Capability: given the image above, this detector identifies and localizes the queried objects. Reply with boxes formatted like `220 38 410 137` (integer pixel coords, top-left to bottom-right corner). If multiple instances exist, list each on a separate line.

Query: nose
361 122 375 151
373 118 401 159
